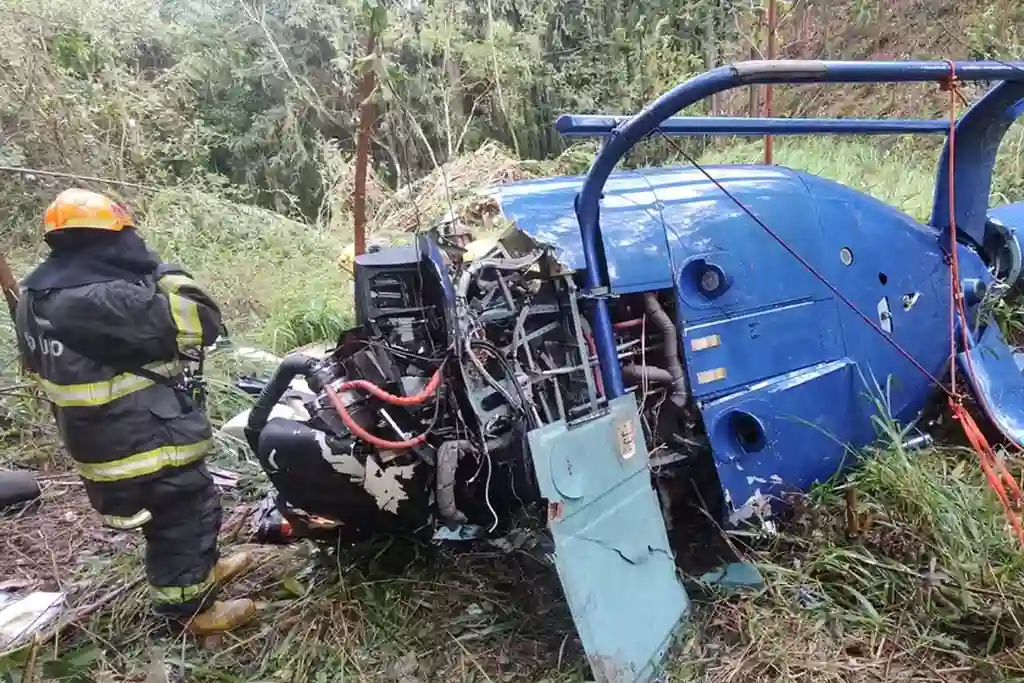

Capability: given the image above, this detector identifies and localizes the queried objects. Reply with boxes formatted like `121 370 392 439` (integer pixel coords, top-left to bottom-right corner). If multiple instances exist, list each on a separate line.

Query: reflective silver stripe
158 274 203 350
76 440 211 483
36 361 181 408
102 509 153 529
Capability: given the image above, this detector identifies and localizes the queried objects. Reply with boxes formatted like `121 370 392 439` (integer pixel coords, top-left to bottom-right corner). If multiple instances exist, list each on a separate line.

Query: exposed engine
240 229 717 548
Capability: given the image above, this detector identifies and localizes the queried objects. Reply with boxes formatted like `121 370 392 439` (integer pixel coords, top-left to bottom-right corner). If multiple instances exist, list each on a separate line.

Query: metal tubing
555 114 950 138
577 60 1024 399
931 82 1024 244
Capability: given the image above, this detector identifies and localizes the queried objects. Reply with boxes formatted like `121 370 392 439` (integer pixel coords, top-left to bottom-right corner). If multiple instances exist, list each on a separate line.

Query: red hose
338 366 444 405
323 367 443 450
613 317 644 330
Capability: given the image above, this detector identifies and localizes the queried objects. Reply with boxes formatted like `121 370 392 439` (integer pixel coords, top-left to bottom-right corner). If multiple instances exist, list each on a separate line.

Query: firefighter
15 188 256 634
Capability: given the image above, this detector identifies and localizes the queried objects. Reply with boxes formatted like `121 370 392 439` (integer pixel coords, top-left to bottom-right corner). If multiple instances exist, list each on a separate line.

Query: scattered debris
250 492 294 545
371 141 532 235
0 590 65 650
208 466 241 489
0 470 40 508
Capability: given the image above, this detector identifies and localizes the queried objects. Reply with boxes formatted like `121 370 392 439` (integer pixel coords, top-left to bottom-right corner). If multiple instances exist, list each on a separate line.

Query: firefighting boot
186 598 258 635
211 551 253 587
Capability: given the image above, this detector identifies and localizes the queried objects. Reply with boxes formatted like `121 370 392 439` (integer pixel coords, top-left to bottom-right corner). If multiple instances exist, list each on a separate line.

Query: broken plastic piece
697 562 765 592
0 591 65 650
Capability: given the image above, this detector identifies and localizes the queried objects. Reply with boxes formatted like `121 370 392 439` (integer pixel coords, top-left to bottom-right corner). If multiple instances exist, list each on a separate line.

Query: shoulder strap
29 297 205 411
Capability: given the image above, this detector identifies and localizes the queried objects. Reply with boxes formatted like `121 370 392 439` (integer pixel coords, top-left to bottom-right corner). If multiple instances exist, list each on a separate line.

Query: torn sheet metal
527 394 689 683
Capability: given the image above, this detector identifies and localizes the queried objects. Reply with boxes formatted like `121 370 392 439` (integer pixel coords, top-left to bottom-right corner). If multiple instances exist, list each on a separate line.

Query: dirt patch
1 479 130 592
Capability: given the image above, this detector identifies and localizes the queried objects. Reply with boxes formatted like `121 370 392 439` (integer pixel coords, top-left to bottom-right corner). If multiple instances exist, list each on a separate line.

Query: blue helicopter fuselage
494 164 994 512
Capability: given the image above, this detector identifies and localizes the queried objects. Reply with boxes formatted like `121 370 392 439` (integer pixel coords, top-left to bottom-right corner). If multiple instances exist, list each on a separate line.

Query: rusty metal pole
0 250 22 375
764 0 777 165
748 45 758 117
352 31 377 258
0 251 19 325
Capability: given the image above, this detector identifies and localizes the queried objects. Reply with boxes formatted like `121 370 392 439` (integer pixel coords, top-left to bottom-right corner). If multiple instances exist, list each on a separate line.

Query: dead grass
5 320 1024 682
670 435 1024 683
1 492 587 682
370 140 535 238
6 435 1024 682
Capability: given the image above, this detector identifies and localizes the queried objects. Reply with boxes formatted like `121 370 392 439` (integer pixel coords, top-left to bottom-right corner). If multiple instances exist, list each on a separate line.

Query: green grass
137 187 355 353
4 138 1024 682
699 136 940 221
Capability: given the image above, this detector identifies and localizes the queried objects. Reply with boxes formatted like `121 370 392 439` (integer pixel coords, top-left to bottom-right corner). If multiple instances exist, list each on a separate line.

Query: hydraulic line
246 353 318 434
323 366 444 450
642 293 688 406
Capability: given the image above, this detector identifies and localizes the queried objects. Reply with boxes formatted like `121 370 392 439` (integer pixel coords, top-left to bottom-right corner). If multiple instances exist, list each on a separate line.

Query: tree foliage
1 0 1015 239
0 0 747 233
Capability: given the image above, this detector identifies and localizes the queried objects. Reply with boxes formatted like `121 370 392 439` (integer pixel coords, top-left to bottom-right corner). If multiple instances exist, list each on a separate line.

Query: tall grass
139 187 354 353
699 136 941 220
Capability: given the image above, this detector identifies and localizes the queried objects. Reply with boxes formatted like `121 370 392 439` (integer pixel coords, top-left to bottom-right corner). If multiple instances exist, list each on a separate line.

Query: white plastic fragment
0 591 66 650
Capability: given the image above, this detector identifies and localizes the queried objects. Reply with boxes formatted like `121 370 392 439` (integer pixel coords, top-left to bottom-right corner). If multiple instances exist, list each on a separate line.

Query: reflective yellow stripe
36 361 181 408
102 509 152 529
158 274 203 350
150 570 215 605
76 440 211 483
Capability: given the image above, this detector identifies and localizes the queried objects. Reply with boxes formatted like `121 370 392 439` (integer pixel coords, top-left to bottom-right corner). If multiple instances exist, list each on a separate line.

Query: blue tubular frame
575 60 1024 399
932 82 1024 244
556 114 951 137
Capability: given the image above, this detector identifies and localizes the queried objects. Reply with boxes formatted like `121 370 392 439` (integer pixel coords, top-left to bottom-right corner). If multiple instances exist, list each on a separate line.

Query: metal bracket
579 286 618 301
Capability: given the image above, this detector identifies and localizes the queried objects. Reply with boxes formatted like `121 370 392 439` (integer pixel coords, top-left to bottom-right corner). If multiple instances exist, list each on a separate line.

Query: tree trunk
764 0 777 165
353 31 377 257
0 251 18 324
0 251 22 375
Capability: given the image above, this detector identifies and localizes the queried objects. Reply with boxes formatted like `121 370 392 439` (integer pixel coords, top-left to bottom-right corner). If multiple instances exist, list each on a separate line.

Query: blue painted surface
527 394 688 683
492 137 1009 517
556 114 951 137
932 80 1024 246
571 60 1024 397
702 360 864 512
959 323 1024 449
501 60 1024 506
494 173 673 293
489 61 1024 683
698 562 765 592
990 201 1024 229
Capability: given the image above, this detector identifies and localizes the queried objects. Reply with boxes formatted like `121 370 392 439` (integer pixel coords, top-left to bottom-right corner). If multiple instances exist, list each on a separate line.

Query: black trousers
88 463 223 618
145 464 223 617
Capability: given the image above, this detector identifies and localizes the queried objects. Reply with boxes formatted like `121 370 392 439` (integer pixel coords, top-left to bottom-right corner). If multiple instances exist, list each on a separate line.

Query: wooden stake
0 251 19 325
764 0 777 165
352 31 377 258
0 250 21 376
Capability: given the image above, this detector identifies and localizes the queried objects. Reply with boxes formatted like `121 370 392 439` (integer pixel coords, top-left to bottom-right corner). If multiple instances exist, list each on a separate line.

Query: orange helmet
43 189 135 235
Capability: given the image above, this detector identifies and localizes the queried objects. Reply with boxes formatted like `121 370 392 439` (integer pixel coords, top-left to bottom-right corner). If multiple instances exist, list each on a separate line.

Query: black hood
21 228 160 291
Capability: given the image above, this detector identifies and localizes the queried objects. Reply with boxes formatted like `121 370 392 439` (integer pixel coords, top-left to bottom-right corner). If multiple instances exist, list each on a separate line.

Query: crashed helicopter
220 60 1024 681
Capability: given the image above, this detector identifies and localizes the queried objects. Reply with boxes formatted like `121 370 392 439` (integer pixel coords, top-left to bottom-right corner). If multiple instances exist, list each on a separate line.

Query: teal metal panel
527 394 689 682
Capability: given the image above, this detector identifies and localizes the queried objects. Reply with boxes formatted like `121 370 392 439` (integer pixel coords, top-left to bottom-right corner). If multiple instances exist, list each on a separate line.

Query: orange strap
942 61 1024 546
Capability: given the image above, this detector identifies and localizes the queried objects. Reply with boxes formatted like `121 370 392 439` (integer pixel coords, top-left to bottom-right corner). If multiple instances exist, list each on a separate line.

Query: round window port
729 411 766 454
681 259 729 300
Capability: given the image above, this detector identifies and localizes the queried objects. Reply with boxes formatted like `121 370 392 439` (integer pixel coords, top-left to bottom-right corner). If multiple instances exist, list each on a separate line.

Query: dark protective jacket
15 261 223 527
